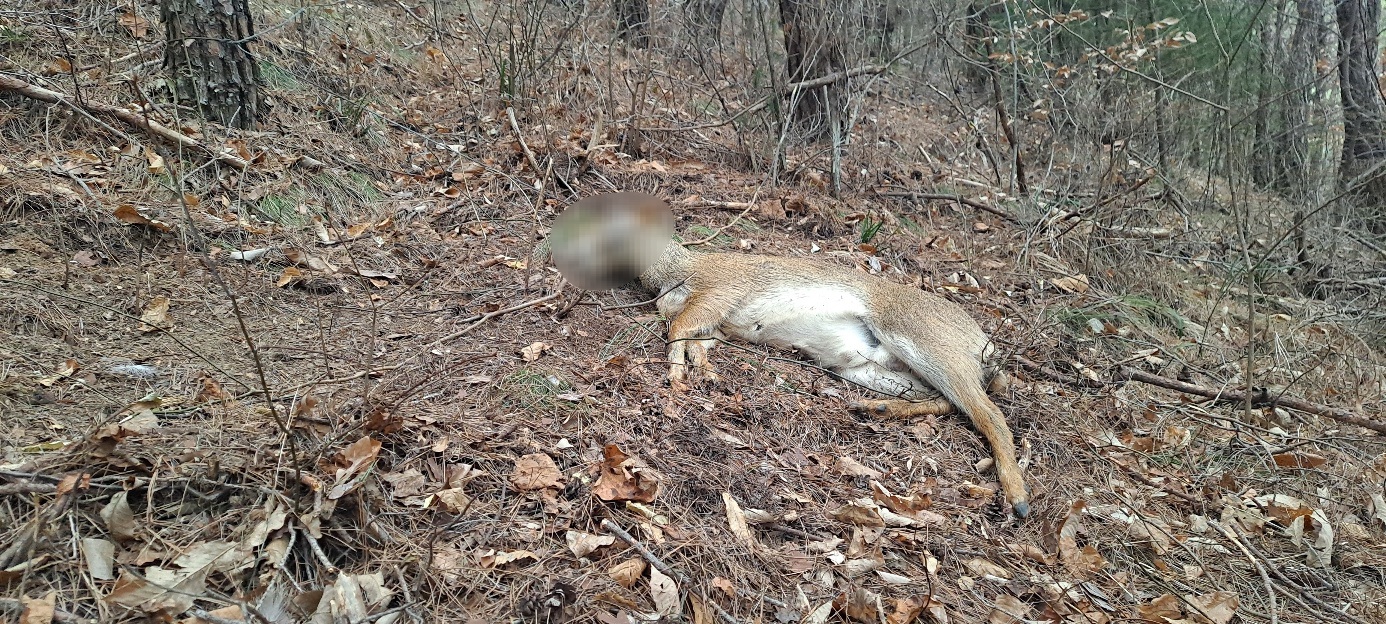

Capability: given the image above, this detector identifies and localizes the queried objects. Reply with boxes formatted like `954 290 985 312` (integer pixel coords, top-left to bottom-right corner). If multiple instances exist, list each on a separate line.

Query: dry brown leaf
192 373 231 403
835 456 883 478
608 558 646 588
830 501 886 527
478 549 537 568
435 488 472 514
307 572 393 623
723 492 756 549
649 564 681 618
100 491 137 542
591 444 659 502
118 12 150 38
566 530 615 558
512 453 564 491
136 296 171 332
327 436 382 500
1049 499 1106 575
1051 273 1090 294
105 541 249 616
987 594 1030 624
963 558 1011 579
1135 594 1182 623
381 468 428 498
114 204 173 232
837 587 881 623
1125 518 1173 555
145 148 166 174
520 341 550 361
885 596 929 624
20 592 55 624
38 358 80 387
1185 591 1238 624
1272 452 1328 470
870 481 931 514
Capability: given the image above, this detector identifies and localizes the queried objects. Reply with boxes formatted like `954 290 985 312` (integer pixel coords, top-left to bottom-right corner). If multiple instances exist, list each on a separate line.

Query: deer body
640 242 1030 517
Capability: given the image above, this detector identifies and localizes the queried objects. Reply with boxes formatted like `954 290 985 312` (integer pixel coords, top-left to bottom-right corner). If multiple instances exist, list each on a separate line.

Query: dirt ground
3 2 1386 623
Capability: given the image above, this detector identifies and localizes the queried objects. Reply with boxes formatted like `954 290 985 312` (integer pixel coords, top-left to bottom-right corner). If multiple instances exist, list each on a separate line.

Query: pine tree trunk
1334 0 1386 209
685 0 729 42
779 0 841 142
615 0 651 48
161 0 264 129
1278 0 1320 198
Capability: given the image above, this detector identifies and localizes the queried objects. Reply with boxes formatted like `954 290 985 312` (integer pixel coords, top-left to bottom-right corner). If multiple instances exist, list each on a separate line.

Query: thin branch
0 73 249 169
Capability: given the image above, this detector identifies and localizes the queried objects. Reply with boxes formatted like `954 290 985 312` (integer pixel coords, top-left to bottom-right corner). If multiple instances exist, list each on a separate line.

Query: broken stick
0 73 249 169
1118 366 1386 436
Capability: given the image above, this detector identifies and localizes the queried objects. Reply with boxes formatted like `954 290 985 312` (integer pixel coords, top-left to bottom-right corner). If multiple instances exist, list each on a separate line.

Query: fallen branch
1118 366 1386 435
600 519 741 624
874 190 1018 224
422 292 561 352
0 73 249 169
1015 355 1106 389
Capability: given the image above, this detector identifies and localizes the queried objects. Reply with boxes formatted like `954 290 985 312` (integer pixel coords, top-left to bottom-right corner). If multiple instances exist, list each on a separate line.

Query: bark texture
161 0 264 129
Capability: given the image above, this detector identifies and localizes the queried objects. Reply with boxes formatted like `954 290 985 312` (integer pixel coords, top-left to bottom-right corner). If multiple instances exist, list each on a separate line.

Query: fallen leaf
435 488 472 514
988 594 1029 624
835 456 883 478
591 444 659 502
327 436 382 500
885 596 927 624
138 296 171 332
229 248 270 262
1135 594 1182 622
72 250 101 267
20 592 55 624
723 492 757 549
114 204 174 232
307 572 393 623
82 538 116 580
566 530 615 558
520 341 550 361
608 558 646 588
38 358 80 387
100 491 137 542
1051 273 1089 294
118 12 150 38
964 558 1011 579
830 501 886 527
145 148 166 174
804 601 834 624
1272 452 1328 470
838 587 881 623
105 541 249 616
478 549 537 568
511 453 564 491
1185 591 1238 624
381 468 428 498
649 564 681 618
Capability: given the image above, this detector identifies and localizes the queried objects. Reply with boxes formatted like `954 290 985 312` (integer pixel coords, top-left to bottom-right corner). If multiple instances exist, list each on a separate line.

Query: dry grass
2 1 1386 623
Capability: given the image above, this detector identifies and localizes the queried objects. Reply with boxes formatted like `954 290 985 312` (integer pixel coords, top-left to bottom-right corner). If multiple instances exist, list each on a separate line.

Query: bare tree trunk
161 0 264 129
779 0 842 142
1278 0 1320 198
684 0 729 42
615 0 651 48
1334 0 1386 211
1251 8 1281 188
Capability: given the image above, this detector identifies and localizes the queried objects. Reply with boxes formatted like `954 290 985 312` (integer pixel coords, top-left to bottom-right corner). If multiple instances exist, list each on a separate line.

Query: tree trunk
1334 0 1386 208
1251 8 1281 187
684 0 729 42
615 0 651 48
161 0 264 129
779 0 842 142
1278 0 1320 198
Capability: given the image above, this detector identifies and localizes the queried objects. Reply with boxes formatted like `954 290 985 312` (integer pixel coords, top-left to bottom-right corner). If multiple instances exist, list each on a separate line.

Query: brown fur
639 241 1030 518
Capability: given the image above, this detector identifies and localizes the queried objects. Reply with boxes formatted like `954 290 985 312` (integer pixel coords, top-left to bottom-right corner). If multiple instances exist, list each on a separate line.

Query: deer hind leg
666 297 726 388
837 361 956 417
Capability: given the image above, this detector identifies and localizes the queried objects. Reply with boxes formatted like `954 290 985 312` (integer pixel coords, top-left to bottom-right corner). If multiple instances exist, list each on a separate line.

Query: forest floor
2 2 1385 624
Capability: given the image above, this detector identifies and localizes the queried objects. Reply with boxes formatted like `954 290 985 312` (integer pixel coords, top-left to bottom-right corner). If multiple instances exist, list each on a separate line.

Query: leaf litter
2 4 1385 622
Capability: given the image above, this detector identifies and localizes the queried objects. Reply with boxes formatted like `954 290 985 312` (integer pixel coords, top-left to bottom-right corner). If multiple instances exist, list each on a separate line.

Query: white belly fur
722 285 899 372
